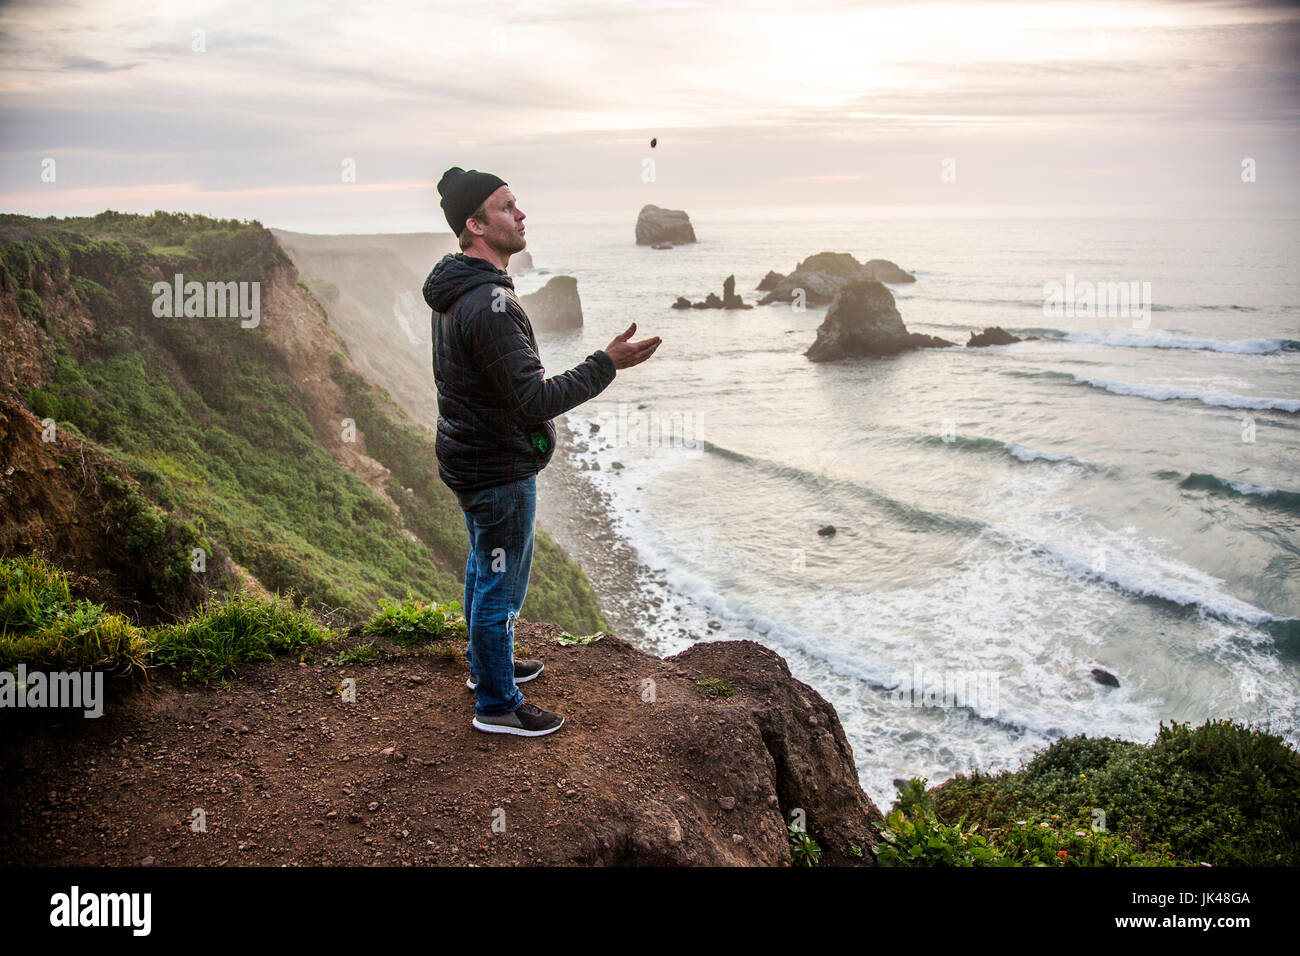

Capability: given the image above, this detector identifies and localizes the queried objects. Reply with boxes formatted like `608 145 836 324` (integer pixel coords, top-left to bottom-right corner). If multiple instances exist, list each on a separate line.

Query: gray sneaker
472 701 565 737
466 659 543 691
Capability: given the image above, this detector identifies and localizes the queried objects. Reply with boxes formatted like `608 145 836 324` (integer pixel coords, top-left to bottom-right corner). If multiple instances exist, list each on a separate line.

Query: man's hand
603 322 661 370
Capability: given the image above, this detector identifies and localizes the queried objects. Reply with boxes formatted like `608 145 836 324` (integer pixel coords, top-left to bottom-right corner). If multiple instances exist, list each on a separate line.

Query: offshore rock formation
518 275 584 332
672 274 753 310
805 279 955 361
636 205 696 246
966 326 1031 347
759 253 916 307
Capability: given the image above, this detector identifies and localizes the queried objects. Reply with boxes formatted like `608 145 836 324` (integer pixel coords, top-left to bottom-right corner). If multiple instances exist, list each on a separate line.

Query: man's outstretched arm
471 305 615 424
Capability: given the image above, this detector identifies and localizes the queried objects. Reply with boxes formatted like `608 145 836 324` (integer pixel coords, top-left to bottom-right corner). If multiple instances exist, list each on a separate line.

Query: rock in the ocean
966 326 1022 347
506 251 534 275
518 275 583 332
636 205 696 246
909 332 957 349
805 280 954 361
721 275 752 310
1091 668 1120 688
673 275 752 311
759 253 916 306
817 525 836 537
864 259 916 284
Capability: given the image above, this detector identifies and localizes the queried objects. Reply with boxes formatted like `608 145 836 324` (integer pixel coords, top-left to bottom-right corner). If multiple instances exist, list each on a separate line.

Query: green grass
0 555 149 676
148 591 335 683
1 556 332 684
361 597 467 646
695 677 734 698
333 642 378 665
0 553 74 634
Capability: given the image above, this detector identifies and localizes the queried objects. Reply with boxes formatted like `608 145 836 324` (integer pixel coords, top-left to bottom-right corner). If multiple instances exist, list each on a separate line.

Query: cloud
0 0 1297 223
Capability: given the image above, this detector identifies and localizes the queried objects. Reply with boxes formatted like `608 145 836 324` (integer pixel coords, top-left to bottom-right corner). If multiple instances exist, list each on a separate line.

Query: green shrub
918 719 1300 866
696 677 734 698
334 642 378 665
788 817 822 867
361 597 466 646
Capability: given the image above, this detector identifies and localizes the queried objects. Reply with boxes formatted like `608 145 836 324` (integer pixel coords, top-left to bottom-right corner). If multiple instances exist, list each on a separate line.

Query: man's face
474 185 526 255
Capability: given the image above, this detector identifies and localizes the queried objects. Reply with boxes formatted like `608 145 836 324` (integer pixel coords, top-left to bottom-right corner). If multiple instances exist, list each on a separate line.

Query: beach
534 413 694 647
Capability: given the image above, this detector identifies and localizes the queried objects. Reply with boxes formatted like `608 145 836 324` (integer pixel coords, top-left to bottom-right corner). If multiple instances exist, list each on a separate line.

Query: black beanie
438 166 507 237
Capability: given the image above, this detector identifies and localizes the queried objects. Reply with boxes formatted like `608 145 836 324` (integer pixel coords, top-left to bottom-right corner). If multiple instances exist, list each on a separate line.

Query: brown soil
0 623 884 866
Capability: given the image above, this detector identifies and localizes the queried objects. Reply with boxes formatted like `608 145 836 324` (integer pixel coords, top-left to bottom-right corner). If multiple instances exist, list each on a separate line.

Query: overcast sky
2 0 1297 232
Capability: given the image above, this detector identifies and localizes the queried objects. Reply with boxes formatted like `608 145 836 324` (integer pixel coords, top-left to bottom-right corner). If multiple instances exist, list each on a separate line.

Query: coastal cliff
0 212 602 635
4 212 1295 870
0 212 886 867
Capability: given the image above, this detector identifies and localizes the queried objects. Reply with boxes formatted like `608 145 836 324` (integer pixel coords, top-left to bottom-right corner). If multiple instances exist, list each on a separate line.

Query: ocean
511 202 1300 808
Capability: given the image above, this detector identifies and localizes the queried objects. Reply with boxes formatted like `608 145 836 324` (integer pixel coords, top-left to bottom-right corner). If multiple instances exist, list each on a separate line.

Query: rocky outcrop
636 205 696 246
518 275 583 332
863 259 916 284
672 274 753 311
757 253 916 307
721 275 750 310
0 622 885 866
966 326 1030 347
1091 667 1120 687
805 280 955 362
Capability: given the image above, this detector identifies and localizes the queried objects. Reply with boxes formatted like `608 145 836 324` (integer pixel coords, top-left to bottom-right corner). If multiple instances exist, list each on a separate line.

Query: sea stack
636 205 696 246
966 326 1029 347
758 253 916 307
805 279 954 361
506 251 534 275
672 275 753 310
519 275 583 332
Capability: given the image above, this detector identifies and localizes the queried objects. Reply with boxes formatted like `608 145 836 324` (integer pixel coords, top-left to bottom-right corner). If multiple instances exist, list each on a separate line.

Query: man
423 166 661 737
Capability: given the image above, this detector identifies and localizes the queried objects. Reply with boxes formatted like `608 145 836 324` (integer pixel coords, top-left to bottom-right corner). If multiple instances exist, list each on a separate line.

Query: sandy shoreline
533 414 689 650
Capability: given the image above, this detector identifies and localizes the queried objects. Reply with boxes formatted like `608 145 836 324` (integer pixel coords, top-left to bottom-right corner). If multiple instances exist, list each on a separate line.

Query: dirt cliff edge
0 623 885 866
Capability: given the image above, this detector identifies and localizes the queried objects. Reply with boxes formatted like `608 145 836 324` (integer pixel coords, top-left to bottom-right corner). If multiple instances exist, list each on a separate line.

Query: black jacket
423 252 616 495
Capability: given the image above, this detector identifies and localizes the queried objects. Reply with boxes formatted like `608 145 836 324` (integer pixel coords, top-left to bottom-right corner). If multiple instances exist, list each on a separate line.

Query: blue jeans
456 475 536 716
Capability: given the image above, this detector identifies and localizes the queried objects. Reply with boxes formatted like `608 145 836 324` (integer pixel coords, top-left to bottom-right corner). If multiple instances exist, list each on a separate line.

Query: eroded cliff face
0 623 885 867
0 214 608 633
0 397 240 623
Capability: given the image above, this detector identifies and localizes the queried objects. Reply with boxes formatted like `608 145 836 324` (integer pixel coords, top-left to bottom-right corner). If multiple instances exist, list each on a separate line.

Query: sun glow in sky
1 0 1296 231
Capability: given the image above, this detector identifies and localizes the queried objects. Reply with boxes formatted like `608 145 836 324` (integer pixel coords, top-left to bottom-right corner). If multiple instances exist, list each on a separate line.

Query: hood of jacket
422 252 515 314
